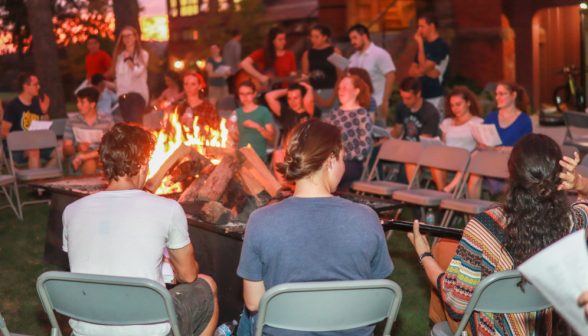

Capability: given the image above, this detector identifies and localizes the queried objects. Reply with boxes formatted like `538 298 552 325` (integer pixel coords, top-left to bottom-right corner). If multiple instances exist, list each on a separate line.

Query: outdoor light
196 60 205 69
174 60 184 69
581 3 587 9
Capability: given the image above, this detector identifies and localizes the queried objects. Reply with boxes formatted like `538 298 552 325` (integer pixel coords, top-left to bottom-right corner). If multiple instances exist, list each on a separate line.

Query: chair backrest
50 118 68 137
417 145 470 173
453 270 551 336
376 139 423 164
254 279 402 336
37 271 180 336
465 151 509 179
563 110 588 130
0 312 11 336
6 130 58 152
560 145 579 159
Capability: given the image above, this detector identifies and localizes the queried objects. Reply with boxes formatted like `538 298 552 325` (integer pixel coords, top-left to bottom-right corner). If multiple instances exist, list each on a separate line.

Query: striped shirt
438 200 588 336
64 112 114 149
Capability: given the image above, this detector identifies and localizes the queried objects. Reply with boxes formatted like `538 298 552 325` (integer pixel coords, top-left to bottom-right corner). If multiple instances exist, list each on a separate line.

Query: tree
112 0 141 38
25 0 66 117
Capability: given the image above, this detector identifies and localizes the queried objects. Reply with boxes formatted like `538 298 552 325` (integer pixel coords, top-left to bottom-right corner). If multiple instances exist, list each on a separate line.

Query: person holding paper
408 133 588 336
469 81 533 198
1 72 57 170
206 44 230 106
63 87 114 175
430 86 483 192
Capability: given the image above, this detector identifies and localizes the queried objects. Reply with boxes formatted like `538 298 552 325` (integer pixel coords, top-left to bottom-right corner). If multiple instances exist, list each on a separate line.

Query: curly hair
503 133 569 267
444 86 482 118
98 123 156 182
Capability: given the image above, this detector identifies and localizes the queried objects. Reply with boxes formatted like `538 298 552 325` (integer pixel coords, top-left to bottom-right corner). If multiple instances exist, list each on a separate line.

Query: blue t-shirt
484 111 533 147
238 196 394 336
414 37 449 99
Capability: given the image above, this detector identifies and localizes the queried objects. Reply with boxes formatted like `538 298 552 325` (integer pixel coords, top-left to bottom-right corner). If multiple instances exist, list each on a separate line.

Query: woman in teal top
234 81 275 162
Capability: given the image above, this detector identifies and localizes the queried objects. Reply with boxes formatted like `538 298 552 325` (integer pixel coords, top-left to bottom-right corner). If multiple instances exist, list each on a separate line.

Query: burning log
197 154 244 202
165 160 203 188
200 201 234 225
239 146 282 197
177 164 216 203
234 167 264 203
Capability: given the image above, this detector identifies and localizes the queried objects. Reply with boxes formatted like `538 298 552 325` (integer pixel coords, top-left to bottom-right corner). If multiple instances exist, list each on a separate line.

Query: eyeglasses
122 34 134 39
239 92 254 96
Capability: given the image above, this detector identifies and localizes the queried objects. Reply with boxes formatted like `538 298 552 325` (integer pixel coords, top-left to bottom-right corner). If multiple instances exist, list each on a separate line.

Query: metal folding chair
563 110 588 152
0 312 30 336
37 271 181 336
431 270 551 336
0 142 22 220
254 279 402 336
49 118 68 138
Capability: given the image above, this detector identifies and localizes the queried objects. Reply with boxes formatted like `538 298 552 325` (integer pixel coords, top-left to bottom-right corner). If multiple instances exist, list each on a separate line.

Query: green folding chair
255 279 402 336
36 271 181 336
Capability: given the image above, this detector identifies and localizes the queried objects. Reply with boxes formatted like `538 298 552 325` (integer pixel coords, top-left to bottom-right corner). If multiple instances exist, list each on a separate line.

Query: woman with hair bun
409 133 588 336
326 75 373 190
236 119 393 336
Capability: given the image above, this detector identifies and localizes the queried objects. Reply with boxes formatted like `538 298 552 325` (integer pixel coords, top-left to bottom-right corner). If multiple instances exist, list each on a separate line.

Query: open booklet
420 136 445 148
73 127 104 144
327 53 351 70
469 123 502 147
29 120 53 131
517 229 588 335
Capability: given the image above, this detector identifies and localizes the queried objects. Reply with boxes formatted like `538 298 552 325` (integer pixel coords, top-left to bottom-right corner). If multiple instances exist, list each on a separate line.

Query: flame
147 109 228 194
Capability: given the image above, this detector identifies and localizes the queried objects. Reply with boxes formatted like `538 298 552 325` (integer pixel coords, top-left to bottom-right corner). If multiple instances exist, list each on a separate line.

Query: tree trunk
112 0 141 38
25 0 66 118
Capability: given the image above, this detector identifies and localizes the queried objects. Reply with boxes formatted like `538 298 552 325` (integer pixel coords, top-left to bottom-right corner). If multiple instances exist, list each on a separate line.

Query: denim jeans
237 305 257 336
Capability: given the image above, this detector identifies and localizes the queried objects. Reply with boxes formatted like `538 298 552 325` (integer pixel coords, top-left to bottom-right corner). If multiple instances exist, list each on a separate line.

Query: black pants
118 92 146 125
337 159 364 191
167 278 215 336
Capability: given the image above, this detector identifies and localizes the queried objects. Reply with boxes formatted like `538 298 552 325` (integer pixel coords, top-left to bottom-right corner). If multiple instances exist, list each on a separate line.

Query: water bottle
213 320 238 336
426 208 435 225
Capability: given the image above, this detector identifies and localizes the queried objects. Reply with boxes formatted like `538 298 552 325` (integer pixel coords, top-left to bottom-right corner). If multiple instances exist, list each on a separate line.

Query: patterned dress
326 107 373 160
438 200 588 336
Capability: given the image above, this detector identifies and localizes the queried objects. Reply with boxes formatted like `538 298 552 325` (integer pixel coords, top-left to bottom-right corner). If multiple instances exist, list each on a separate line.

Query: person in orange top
85 35 112 82
240 27 296 89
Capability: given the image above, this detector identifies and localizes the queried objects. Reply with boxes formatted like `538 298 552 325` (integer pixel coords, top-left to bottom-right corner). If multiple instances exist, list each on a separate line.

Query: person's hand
414 31 423 45
379 101 389 120
299 81 313 92
78 142 90 153
125 59 134 69
243 120 261 131
559 152 582 191
259 75 270 86
407 219 431 257
225 70 231 77
578 290 588 319
40 94 50 114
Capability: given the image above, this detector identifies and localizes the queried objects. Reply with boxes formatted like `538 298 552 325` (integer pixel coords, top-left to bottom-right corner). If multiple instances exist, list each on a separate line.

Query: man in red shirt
240 27 296 90
85 35 112 82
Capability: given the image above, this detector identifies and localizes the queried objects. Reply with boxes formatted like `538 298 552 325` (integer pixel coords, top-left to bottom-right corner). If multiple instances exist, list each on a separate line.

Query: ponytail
498 81 529 113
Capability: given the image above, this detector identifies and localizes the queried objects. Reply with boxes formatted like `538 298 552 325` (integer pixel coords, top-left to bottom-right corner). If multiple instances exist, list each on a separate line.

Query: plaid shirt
179 101 220 140
64 112 114 149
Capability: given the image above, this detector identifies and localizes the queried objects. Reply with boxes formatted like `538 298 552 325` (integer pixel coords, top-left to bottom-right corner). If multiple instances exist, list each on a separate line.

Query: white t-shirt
439 116 483 152
349 42 396 106
115 49 150 103
63 189 191 336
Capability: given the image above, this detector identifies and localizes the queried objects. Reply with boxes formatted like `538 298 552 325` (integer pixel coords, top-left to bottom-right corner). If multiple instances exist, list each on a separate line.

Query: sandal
71 156 83 172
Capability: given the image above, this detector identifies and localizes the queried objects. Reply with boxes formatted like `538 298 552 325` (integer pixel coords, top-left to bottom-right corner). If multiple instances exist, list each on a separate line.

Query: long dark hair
445 86 482 118
503 134 569 267
264 27 285 70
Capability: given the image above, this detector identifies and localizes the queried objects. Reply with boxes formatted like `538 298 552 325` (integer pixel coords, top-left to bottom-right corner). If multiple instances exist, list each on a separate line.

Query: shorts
3 145 54 165
167 278 215 336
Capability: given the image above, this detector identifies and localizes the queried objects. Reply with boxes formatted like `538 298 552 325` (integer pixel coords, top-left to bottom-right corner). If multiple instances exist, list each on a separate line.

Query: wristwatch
419 251 434 266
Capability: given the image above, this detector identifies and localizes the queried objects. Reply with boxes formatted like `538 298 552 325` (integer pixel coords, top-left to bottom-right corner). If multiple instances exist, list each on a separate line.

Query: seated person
265 82 314 184
1 72 57 169
430 86 483 192
408 133 588 336
390 77 440 183
237 119 394 336
231 81 274 162
176 72 220 140
63 87 114 175
156 70 185 114
469 81 533 198
63 123 218 336
91 74 118 115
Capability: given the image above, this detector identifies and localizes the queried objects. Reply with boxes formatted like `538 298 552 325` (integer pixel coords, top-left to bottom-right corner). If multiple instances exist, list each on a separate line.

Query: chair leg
1 183 22 220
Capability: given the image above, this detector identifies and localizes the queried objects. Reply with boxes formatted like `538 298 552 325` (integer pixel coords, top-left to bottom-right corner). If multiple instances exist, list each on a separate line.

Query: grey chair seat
352 181 408 195
15 167 62 181
393 189 452 206
440 198 497 214
431 322 453 336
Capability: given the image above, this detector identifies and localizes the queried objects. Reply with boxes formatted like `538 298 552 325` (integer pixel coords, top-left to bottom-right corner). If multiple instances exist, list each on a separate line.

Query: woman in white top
108 26 149 125
431 86 483 192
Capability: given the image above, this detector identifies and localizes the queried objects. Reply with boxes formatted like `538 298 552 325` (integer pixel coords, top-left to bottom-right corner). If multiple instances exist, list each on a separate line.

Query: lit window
200 0 209 12
169 0 179 17
233 0 241 11
179 0 199 16
182 29 198 41
219 0 230 11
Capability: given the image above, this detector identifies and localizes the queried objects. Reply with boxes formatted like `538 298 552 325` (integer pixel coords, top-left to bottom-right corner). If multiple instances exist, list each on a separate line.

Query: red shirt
248 49 296 88
85 50 112 81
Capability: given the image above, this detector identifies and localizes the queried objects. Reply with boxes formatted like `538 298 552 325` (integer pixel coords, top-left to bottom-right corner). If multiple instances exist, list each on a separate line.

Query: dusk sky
141 0 166 17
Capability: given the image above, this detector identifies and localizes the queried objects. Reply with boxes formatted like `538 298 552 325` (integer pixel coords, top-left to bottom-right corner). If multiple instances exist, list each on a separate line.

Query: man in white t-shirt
348 24 396 121
63 123 218 336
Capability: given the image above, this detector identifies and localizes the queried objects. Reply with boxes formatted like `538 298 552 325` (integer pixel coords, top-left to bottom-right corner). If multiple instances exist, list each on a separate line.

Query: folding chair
37 271 181 336
392 145 470 222
438 151 509 229
563 110 588 152
0 312 30 336
254 279 402 336
0 142 22 220
6 130 63 211
352 139 424 197
431 270 551 336
49 118 68 138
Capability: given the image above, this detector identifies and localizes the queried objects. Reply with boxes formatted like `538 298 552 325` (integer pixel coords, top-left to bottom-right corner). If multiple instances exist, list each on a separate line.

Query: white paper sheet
469 123 502 147
420 136 445 148
73 127 104 144
517 229 588 335
327 53 351 70
28 120 53 130
214 65 231 75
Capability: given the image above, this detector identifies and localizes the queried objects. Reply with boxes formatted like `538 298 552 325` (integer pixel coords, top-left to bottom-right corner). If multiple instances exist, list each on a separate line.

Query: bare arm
0 121 11 140
168 243 199 284
243 279 266 312
265 89 287 116
206 62 226 78
63 139 76 157
301 51 309 75
414 38 441 78
390 124 403 139
383 71 395 108
300 82 315 116
408 62 424 77
241 57 265 82
260 123 274 142
314 78 341 108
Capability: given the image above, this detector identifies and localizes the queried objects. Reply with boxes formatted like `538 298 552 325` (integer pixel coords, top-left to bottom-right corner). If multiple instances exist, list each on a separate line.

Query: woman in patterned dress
408 133 588 336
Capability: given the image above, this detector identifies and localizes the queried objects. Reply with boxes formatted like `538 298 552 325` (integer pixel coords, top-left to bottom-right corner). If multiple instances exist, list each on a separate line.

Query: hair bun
531 179 557 199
